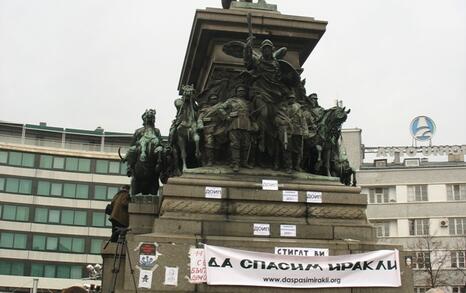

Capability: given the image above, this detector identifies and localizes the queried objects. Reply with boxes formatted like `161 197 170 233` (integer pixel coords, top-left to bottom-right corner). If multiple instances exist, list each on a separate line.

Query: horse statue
314 106 351 177
119 109 164 195
169 85 201 171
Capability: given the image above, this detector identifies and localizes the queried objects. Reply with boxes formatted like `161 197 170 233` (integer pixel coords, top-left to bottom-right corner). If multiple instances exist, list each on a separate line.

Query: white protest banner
253 223 270 236
282 190 298 202
205 245 401 288
205 187 222 199
189 247 207 283
262 179 278 190
280 225 296 237
275 247 329 257
138 269 153 288
306 191 322 203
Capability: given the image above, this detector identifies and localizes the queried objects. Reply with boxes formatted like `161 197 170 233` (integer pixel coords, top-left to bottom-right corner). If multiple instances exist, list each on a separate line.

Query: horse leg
194 131 201 160
178 136 188 171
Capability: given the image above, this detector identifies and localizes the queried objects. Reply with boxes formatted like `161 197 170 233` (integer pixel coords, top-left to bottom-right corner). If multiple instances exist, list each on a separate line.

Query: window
0 178 4 191
2 205 29 221
0 232 27 249
409 219 429 236
0 261 25 276
34 208 87 226
374 222 390 237
90 239 104 254
7 151 35 167
46 237 58 250
0 151 8 164
369 187 390 204
415 288 429 293
449 218 466 235
53 157 65 169
96 160 109 173
452 287 466 293
92 212 108 227
96 159 123 174
407 185 428 202
4 178 32 194
28 263 82 279
39 155 53 169
31 263 44 277
65 157 78 171
36 181 89 199
451 251 465 268
32 235 46 250
94 185 119 200
414 251 430 269
447 184 466 201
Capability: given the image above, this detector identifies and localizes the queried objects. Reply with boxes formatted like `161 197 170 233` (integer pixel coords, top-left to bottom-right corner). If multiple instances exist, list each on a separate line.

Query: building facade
0 121 132 291
343 129 466 293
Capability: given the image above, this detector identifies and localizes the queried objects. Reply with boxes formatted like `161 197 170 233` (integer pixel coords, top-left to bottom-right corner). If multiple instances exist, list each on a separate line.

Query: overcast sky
0 0 465 146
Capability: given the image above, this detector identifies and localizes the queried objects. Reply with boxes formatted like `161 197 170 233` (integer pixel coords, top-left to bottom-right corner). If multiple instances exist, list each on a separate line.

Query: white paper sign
138 269 153 288
262 179 278 190
164 267 179 286
253 223 270 236
189 248 207 283
280 225 296 237
306 191 322 203
282 190 298 202
205 244 401 288
275 247 329 256
205 186 222 199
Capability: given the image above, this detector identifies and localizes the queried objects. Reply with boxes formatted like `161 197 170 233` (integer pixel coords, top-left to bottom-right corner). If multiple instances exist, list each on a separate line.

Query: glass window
78 158 91 172
31 263 44 277
0 151 8 164
76 184 89 199
65 157 78 171
90 239 103 254
63 183 76 198
0 261 10 275
109 161 120 173
74 211 87 226
39 155 53 169
35 208 48 223
21 153 35 167
13 233 27 249
46 237 58 251
57 265 71 278
18 179 32 194
32 235 46 250
92 212 106 227
107 186 118 200
0 178 4 191
8 152 22 166
61 210 74 225
10 262 24 276
120 162 127 175
447 184 466 201
59 237 72 252
5 178 19 193
408 185 428 202
50 183 62 196
96 160 109 173
44 264 56 278
72 238 85 253
449 218 466 235
409 219 429 236
37 181 50 196
94 185 107 200
0 233 14 248
70 266 82 279
53 157 65 169
3 205 16 220
49 210 60 223
16 206 29 221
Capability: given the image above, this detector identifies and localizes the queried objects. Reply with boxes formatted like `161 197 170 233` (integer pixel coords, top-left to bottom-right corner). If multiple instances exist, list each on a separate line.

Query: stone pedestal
102 168 413 292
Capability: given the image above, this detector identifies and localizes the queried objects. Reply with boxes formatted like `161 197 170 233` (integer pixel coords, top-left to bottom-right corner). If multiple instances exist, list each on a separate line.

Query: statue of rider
124 109 162 177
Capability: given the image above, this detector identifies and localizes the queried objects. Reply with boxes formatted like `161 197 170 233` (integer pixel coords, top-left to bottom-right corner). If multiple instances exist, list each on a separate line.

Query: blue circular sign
410 116 436 141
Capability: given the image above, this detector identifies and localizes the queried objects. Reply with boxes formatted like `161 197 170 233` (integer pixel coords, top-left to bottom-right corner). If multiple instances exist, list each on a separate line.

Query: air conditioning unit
440 219 449 228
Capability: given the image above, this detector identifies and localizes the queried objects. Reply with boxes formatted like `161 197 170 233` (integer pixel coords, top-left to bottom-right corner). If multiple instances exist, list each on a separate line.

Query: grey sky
0 0 465 146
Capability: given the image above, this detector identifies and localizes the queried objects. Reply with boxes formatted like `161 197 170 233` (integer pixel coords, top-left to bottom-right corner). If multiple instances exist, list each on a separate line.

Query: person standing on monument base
219 85 253 172
108 185 130 242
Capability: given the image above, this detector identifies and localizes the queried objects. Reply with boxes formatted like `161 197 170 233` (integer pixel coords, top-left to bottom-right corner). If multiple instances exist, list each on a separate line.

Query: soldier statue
197 94 222 166
218 86 253 172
